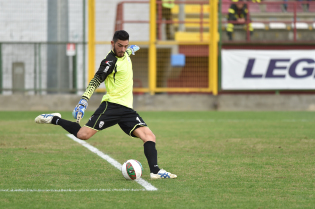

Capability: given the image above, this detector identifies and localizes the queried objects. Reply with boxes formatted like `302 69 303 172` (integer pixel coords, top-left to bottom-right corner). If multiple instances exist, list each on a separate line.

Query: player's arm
82 58 116 100
72 56 116 122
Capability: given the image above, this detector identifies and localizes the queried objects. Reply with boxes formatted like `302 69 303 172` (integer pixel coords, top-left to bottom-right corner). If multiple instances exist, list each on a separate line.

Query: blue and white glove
72 99 88 121
128 45 140 55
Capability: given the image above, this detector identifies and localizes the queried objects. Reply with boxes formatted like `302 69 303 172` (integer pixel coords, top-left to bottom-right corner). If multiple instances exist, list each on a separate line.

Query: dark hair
113 30 129 43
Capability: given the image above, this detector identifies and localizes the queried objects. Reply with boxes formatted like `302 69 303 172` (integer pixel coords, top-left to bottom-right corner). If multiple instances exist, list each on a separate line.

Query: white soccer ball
121 159 143 180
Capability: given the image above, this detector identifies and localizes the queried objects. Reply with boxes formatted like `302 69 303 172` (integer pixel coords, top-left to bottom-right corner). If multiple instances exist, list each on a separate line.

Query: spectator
227 0 253 41
156 0 174 40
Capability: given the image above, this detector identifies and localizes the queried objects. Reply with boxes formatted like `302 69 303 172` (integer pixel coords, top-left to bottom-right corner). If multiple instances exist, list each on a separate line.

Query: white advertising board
222 49 315 90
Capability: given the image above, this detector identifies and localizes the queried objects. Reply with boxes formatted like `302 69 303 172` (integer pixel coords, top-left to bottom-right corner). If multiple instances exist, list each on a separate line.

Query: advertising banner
222 49 315 90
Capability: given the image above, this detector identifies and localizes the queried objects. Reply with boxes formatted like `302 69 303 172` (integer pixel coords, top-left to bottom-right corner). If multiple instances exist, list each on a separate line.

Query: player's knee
76 127 97 140
145 132 156 143
151 133 156 142
133 127 156 143
76 132 91 140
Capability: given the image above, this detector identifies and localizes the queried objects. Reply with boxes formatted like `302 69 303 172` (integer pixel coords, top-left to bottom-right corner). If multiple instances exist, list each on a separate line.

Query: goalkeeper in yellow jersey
35 30 177 179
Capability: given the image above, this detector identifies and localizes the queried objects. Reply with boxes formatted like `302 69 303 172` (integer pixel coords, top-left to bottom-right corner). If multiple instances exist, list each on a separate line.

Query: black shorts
85 101 147 137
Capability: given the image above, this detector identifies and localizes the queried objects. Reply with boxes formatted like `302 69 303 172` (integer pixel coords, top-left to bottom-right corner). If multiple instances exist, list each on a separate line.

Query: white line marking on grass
0 189 146 192
66 134 158 191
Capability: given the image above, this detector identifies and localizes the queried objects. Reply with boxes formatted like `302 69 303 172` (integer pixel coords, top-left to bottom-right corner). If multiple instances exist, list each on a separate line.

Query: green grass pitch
0 111 315 208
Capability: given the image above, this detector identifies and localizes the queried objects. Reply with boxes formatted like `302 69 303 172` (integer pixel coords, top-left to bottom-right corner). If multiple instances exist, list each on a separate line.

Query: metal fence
0 42 86 95
0 0 86 95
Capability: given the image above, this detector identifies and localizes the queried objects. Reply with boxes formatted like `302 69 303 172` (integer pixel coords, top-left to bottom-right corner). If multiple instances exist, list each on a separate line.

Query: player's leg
35 113 81 137
133 126 156 143
53 117 97 140
133 127 177 179
118 109 177 179
133 126 159 173
76 126 97 140
35 101 117 140
35 113 96 140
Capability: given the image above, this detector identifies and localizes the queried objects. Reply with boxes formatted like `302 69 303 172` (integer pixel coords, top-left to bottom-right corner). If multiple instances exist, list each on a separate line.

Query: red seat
308 2 315 12
286 3 304 12
249 3 260 13
266 4 282 12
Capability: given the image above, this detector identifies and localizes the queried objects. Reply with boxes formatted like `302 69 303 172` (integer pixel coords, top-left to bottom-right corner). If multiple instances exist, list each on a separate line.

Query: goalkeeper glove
72 99 88 120
128 45 140 55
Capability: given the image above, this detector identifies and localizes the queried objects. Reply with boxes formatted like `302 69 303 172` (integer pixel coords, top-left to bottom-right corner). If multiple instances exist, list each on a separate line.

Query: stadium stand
286 3 304 12
309 3 315 11
168 0 315 42
265 3 283 12
221 3 230 14
114 0 315 91
248 3 260 13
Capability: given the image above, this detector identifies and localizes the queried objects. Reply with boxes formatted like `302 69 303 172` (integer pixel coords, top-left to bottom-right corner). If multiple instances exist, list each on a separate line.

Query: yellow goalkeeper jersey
82 49 134 109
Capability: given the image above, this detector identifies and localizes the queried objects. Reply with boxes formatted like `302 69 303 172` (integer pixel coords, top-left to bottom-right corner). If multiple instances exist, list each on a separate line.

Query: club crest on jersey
99 121 105 128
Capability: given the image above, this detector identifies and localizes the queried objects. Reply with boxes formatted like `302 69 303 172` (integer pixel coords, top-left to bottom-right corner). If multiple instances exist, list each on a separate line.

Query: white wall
0 0 149 94
0 0 47 41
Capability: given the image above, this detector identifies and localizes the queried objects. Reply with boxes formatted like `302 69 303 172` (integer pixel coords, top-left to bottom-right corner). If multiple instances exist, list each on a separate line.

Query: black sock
51 116 81 137
143 141 160 174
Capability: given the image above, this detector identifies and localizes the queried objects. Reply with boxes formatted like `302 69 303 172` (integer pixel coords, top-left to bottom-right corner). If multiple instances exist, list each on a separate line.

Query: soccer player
35 30 177 179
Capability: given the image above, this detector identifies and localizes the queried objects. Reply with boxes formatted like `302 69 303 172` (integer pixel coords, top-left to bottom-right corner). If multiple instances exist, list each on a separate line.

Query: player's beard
113 45 125 58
